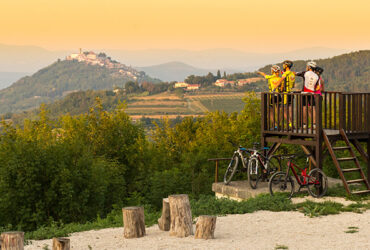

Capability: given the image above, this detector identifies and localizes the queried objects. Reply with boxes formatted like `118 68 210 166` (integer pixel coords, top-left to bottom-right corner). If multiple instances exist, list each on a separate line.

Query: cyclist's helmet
315 66 324 75
283 60 293 68
271 65 280 73
307 61 317 69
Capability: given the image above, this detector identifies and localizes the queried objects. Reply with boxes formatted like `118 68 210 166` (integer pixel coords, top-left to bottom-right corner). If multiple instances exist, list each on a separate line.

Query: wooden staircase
323 129 370 195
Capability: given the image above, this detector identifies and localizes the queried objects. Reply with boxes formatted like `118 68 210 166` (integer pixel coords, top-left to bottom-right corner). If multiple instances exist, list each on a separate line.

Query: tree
141 81 155 93
125 81 140 94
217 70 221 79
223 71 227 78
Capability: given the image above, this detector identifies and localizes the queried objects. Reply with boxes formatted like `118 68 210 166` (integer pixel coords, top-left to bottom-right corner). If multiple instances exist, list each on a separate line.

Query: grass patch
296 201 343 217
191 193 294 217
345 226 359 233
326 185 370 201
24 204 160 240
275 245 289 249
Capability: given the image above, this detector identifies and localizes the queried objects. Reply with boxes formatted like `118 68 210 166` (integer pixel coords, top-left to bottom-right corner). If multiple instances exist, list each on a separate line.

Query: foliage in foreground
0 93 261 233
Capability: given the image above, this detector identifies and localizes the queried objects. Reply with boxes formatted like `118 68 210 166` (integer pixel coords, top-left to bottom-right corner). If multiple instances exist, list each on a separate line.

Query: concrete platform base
212 177 344 201
212 181 269 201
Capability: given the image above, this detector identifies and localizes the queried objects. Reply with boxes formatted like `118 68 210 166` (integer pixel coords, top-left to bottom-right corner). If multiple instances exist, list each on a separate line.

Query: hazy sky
1 0 369 52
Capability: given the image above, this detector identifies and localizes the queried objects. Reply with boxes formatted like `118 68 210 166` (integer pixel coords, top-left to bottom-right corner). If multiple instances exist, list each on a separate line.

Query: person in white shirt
299 61 319 128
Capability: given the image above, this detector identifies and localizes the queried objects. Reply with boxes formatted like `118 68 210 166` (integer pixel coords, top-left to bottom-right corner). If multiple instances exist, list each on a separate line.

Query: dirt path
26 210 370 250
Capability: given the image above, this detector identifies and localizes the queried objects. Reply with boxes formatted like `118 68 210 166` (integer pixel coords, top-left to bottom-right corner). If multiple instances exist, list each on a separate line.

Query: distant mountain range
108 47 350 70
0 43 349 73
136 61 240 82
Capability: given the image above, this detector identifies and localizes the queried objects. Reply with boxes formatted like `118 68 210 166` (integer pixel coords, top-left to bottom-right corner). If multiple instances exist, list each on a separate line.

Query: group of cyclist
258 60 324 128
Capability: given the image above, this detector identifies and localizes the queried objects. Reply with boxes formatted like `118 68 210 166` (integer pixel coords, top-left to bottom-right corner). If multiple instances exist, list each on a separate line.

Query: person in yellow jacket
275 60 295 128
258 65 281 128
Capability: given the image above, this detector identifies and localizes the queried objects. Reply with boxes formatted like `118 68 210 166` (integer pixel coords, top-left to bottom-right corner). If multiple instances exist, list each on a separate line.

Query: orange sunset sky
1 0 369 52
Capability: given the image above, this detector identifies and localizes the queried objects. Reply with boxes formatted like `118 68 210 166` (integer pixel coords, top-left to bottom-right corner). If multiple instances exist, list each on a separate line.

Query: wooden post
168 194 193 237
339 93 344 130
122 206 145 238
194 216 216 239
158 198 170 231
315 95 323 170
368 94 370 183
368 137 370 184
215 160 219 183
52 237 70 250
0 231 24 250
261 93 267 144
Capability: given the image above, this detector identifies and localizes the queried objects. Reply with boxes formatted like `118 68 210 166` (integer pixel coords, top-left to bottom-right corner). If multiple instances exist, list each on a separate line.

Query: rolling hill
0 59 159 114
9 90 246 125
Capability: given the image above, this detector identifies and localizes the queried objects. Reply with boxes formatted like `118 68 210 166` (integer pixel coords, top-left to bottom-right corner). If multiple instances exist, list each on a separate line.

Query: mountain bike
223 145 253 184
269 154 328 198
248 143 281 189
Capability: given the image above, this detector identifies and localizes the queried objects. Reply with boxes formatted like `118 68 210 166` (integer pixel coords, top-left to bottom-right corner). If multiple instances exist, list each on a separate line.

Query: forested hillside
8 90 127 124
0 60 159 114
258 50 370 91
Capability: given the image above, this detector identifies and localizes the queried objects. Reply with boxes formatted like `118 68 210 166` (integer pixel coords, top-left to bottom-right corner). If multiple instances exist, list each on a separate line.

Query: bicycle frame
249 150 275 173
233 147 251 169
285 159 320 187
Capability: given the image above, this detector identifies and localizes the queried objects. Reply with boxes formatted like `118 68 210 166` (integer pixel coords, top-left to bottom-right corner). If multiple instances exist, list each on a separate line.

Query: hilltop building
237 77 263 86
66 49 140 80
214 79 235 87
174 82 189 88
186 84 200 91
214 78 263 87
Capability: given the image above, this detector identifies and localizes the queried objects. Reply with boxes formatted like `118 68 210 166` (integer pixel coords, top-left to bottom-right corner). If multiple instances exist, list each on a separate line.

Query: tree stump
122 206 146 238
168 194 193 237
52 237 70 250
194 216 217 239
0 231 24 250
158 198 171 231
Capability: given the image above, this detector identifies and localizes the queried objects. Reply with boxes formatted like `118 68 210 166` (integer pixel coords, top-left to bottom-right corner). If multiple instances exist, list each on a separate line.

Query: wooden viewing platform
261 91 370 195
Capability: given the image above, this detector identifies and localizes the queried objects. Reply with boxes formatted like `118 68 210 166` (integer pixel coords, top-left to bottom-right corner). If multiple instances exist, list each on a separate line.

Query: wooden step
347 179 366 184
337 157 356 161
332 146 350 151
351 190 370 195
342 168 361 172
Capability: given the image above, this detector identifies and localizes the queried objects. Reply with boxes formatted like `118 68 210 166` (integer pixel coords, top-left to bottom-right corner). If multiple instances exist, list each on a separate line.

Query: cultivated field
125 92 247 118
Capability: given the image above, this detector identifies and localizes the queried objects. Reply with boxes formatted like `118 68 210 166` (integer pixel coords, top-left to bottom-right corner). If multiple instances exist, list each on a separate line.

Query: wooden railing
261 92 370 136
323 91 340 130
340 93 370 133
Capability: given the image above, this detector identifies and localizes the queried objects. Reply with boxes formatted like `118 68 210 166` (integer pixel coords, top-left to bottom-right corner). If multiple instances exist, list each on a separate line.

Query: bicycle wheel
269 171 294 198
307 168 328 198
224 155 239 184
248 157 262 189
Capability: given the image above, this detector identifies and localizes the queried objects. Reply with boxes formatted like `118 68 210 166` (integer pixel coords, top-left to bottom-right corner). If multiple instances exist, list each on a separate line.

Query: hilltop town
66 49 141 80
